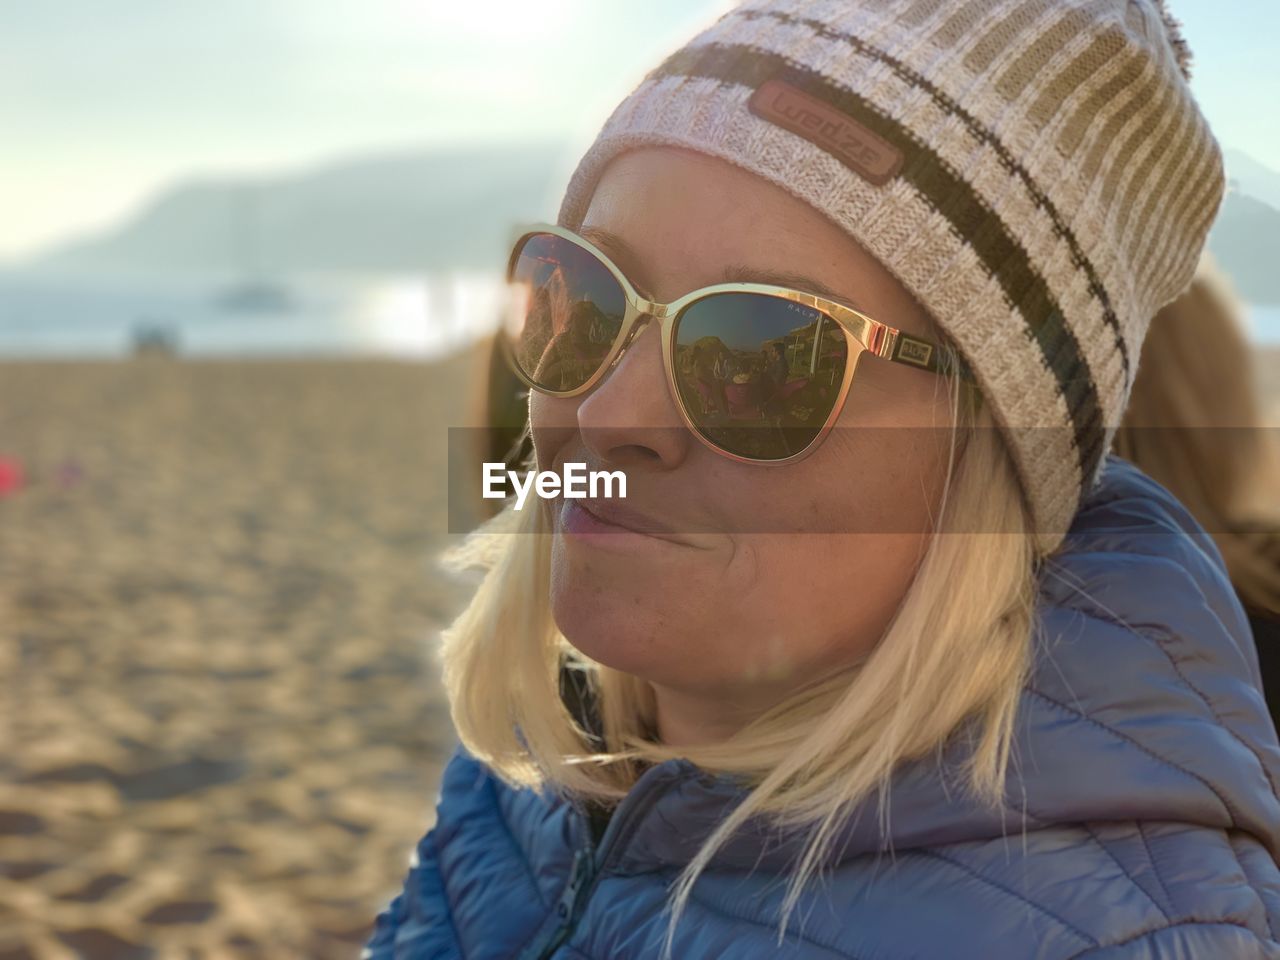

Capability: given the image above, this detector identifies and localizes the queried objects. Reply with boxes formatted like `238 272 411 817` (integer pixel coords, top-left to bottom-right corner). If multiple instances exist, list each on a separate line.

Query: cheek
741 531 929 677
826 382 956 532
792 412 953 536
719 416 950 675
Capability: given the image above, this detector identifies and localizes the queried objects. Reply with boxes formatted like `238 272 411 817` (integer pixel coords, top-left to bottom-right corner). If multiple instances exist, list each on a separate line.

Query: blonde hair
439 380 1040 955
1114 252 1280 616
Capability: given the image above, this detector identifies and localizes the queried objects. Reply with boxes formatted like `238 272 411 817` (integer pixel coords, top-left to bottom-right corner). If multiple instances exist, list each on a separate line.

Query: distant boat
214 184 295 313
215 279 294 313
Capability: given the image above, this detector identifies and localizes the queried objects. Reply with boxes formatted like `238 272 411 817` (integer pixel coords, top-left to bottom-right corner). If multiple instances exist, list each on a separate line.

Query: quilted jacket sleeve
1074 921 1280 958
362 823 461 959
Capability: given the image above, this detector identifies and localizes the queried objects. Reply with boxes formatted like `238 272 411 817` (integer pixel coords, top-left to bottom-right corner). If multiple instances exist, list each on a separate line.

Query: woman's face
531 147 957 744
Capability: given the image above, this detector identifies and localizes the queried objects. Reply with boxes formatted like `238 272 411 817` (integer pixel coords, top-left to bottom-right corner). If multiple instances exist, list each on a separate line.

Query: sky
1 0 1276 262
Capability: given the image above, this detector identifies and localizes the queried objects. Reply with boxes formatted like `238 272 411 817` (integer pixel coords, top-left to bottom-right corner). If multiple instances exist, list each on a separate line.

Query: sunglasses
500 223 970 464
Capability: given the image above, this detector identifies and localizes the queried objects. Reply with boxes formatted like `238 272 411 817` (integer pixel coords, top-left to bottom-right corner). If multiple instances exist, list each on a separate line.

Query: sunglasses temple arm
877 328 975 382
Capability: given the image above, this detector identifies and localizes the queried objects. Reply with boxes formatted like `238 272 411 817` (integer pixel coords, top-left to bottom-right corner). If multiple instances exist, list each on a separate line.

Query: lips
546 454 716 548
574 497 682 538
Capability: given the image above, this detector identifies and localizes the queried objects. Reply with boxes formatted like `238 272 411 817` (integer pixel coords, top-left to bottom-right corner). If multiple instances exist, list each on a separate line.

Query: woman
367 2 1280 957
690 341 729 417
1114 252 1280 722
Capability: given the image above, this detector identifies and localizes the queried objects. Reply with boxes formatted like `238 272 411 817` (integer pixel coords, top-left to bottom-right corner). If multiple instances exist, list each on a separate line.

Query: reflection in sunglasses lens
674 293 848 460
505 234 626 392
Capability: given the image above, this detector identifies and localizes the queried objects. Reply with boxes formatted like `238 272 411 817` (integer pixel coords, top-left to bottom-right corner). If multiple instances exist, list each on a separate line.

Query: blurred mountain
26 140 571 280
19 139 1280 306
1226 148 1280 212
1208 190 1280 305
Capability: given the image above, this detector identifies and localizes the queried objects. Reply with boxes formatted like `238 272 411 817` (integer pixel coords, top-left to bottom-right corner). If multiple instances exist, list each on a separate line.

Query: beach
1 345 1277 959
0 353 487 958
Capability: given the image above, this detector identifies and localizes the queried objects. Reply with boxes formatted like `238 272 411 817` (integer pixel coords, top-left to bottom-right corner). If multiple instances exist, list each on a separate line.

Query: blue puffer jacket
364 458 1280 958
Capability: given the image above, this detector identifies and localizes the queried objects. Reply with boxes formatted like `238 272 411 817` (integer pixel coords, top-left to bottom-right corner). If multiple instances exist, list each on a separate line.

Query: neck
650 682 767 747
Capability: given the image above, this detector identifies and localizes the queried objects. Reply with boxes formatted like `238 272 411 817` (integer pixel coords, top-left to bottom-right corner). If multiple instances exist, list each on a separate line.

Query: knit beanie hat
557 0 1225 550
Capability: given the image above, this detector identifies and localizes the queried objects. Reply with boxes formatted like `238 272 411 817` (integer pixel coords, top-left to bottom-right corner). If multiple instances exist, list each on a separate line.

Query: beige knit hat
557 0 1225 549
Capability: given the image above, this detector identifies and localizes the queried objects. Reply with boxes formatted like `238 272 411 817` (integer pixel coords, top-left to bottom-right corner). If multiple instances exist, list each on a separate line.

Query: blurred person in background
472 331 532 478
368 2 1280 958
1115 251 1280 720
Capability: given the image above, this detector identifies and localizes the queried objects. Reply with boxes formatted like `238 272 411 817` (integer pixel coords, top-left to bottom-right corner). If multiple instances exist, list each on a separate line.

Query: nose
575 316 691 471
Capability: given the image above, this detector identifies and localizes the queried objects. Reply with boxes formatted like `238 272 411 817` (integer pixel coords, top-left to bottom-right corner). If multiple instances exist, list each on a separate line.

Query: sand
0 353 488 959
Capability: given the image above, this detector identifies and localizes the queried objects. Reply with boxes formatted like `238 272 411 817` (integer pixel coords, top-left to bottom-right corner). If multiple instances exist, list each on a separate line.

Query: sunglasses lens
504 233 626 392
673 293 850 460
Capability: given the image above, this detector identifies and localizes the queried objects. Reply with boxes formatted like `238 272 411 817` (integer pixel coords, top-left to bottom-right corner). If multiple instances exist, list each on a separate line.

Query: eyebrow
578 225 869 314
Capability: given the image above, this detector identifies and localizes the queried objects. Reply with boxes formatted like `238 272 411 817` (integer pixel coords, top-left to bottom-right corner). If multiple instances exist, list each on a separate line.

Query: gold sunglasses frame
501 222 968 466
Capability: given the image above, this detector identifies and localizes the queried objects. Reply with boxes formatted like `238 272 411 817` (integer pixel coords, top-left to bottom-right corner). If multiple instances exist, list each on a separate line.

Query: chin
548 542 701 681
551 574 655 670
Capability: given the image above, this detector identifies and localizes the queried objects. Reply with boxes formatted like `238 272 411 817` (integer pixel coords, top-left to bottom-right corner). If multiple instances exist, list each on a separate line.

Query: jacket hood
563 457 1280 874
